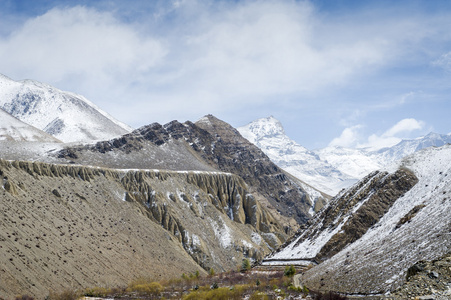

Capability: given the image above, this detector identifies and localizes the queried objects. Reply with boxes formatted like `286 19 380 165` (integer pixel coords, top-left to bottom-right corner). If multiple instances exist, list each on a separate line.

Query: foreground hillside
263 145 451 295
0 159 289 299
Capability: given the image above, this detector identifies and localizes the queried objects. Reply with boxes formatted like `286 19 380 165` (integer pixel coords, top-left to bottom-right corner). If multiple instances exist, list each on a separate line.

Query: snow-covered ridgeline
0 74 132 143
263 145 451 293
238 117 359 196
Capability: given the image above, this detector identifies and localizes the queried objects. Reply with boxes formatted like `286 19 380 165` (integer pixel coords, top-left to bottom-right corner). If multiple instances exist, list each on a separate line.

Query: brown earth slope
0 159 286 299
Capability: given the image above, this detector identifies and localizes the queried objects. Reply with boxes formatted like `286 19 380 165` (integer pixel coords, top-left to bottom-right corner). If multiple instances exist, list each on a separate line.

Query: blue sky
1 0 450 150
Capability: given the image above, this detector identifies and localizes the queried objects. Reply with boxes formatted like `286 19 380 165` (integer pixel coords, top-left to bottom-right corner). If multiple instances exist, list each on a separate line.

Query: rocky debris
262 145 451 296
395 204 426 230
387 253 451 300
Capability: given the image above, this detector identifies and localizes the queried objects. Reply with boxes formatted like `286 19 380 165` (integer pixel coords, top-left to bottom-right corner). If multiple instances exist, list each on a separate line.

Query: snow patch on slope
0 108 61 142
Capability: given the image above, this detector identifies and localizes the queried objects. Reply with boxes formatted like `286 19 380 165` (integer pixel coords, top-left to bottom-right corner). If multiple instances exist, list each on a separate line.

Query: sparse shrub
288 285 302 292
15 295 34 300
126 279 163 297
209 268 215 276
84 286 111 297
284 265 296 277
256 278 260 286
241 258 251 272
210 282 218 289
249 291 269 300
46 289 80 300
302 285 310 296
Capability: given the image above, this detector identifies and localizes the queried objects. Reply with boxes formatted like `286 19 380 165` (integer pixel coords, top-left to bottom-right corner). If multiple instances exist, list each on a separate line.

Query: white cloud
383 118 424 137
0 6 166 95
0 0 449 137
0 1 402 127
330 118 425 151
362 118 425 150
329 125 362 148
432 51 451 71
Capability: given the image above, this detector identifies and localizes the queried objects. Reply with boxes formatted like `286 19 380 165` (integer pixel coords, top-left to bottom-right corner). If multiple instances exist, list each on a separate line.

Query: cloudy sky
1 0 450 150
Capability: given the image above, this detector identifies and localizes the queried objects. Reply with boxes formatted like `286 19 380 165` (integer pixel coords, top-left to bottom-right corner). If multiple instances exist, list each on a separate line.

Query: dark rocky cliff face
57 115 329 225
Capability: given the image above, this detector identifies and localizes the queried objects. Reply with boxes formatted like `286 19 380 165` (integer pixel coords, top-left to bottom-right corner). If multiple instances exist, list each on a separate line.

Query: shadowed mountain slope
56 115 329 224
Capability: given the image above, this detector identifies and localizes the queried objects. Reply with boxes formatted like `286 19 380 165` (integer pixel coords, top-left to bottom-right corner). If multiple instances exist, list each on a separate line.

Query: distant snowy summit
316 132 451 180
239 116 451 196
0 74 132 143
238 116 357 196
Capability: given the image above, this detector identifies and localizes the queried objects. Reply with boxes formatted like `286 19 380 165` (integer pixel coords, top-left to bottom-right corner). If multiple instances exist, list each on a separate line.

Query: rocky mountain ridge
55 115 330 224
262 144 451 295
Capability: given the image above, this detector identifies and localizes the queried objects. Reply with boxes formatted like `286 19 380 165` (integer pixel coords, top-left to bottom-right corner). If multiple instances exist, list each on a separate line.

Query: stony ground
385 252 451 300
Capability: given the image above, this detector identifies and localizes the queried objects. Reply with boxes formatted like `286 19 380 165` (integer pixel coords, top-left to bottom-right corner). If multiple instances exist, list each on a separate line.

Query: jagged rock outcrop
0 158 287 299
263 168 418 265
56 115 329 225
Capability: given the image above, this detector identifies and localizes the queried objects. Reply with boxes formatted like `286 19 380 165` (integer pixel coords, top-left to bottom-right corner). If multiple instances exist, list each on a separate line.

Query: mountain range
0 74 449 299
239 116 451 196
0 75 326 297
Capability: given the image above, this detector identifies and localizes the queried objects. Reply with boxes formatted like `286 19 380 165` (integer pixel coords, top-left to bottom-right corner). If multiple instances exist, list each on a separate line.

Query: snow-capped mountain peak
0 74 133 143
239 116 287 144
238 117 356 196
